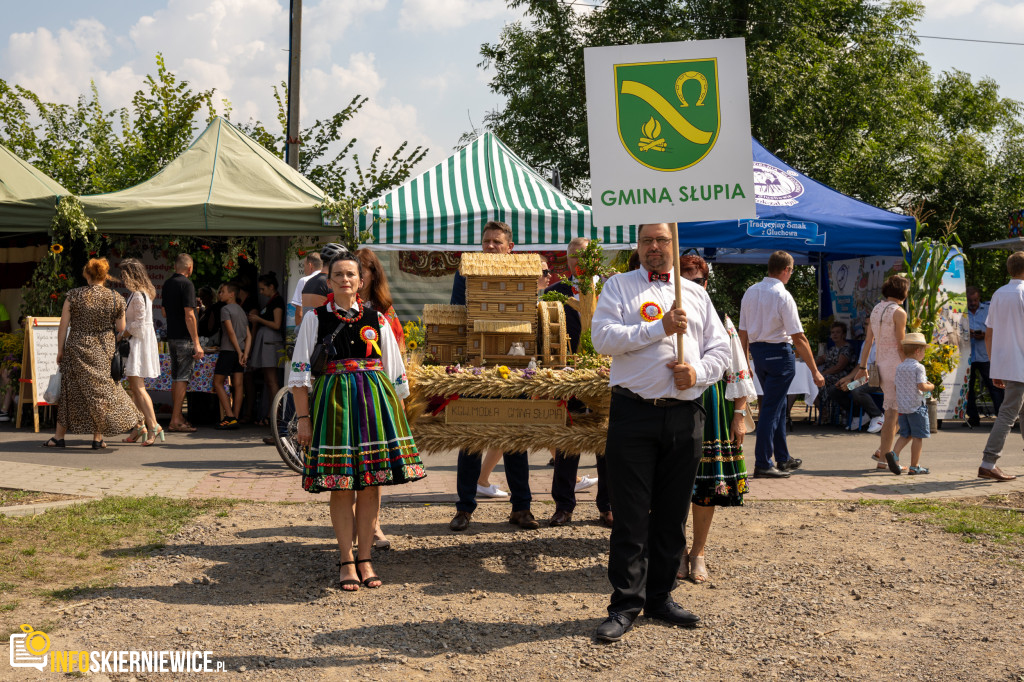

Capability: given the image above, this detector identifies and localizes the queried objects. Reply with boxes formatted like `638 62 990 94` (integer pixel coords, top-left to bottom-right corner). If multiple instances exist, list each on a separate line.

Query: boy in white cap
887 332 934 475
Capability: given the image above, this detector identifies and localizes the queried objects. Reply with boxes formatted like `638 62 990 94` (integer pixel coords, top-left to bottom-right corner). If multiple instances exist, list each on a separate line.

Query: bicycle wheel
271 386 304 474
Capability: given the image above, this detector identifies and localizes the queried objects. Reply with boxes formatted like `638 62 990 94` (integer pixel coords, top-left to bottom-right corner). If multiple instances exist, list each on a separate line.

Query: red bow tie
648 272 670 283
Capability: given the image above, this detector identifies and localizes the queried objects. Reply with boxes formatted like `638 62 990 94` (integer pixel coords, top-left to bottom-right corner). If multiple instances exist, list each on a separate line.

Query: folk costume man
448 221 539 531
591 223 730 642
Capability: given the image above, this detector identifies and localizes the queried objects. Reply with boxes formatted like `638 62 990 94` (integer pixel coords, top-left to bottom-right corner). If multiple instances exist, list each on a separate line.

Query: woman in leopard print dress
44 258 142 449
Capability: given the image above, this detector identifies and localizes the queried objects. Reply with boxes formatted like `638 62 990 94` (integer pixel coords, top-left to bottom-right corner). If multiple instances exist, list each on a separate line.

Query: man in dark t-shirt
300 243 345 318
161 253 203 432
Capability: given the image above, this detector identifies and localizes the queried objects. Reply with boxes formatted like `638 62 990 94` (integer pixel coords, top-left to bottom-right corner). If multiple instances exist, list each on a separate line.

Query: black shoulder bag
110 290 132 381
309 316 346 377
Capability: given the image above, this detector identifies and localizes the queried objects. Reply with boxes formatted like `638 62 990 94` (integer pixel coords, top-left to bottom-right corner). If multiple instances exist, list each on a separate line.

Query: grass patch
0 489 32 506
864 499 1024 544
0 496 235 635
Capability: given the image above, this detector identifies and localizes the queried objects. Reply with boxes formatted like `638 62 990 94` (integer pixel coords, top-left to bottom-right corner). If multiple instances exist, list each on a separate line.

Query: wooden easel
16 316 61 433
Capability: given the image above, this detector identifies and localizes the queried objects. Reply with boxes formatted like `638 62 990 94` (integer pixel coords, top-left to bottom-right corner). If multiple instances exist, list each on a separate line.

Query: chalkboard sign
16 317 61 432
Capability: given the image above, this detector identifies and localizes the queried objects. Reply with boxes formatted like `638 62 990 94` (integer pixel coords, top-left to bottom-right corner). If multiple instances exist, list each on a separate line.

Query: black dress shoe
645 600 700 628
594 612 634 642
777 458 802 471
548 509 573 527
508 510 540 529
753 466 790 478
449 511 472 531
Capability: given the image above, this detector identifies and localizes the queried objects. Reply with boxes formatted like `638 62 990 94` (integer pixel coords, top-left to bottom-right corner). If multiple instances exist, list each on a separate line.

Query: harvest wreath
406 362 612 456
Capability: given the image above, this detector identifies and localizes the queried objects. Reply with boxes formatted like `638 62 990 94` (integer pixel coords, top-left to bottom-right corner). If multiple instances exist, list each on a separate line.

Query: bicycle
271 385 306 474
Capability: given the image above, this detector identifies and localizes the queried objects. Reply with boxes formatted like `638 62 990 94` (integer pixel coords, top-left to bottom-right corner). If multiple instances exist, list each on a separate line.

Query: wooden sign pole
670 222 684 363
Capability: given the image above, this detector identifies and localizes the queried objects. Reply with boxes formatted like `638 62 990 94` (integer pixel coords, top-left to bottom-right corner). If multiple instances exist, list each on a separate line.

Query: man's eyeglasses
639 237 672 247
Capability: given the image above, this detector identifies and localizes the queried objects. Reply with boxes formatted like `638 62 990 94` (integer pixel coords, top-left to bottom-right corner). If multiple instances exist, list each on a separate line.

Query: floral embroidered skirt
692 380 748 507
304 365 425 492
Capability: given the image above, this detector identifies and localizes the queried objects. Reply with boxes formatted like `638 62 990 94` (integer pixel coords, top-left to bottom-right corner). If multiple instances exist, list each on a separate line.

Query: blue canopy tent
677 138 915 258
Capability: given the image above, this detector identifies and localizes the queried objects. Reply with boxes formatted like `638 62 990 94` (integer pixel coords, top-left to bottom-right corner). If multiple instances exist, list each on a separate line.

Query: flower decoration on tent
50 244 63 254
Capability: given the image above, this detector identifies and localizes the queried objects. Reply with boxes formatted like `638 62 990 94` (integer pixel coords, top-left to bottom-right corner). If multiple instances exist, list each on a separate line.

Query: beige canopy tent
0 145 70 233
79 117 330 236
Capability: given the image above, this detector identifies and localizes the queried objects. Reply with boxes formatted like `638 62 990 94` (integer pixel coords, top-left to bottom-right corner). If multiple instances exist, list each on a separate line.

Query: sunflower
407 339 418 351
50 244 64 254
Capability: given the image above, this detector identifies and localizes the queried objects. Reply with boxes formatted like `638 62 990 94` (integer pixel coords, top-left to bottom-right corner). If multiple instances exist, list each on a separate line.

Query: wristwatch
734 409 747 416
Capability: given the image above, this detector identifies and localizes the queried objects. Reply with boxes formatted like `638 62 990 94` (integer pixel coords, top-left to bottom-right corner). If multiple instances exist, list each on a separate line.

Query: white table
750 359 819 406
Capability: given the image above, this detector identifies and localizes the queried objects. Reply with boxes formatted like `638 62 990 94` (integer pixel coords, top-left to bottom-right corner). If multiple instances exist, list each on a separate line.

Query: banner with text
584 38 756 226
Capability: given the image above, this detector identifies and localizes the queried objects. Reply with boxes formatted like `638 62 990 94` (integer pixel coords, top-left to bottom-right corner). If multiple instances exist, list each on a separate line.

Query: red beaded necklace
329 293 363 323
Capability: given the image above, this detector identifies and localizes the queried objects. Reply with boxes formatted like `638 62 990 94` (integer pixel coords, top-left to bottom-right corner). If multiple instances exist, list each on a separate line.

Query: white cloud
981 2 1024 28
6 19 126 103
921 0 989 19
304 0 388 63
398 0 510 32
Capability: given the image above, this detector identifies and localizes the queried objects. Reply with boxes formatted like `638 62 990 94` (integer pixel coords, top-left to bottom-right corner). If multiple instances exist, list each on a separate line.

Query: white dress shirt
592 266 730 401
738 276 804 344
287 303 409 399
986 279 1024 383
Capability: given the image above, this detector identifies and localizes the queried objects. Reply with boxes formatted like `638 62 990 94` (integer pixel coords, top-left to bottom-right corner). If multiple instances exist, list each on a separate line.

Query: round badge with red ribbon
640 301 663 322
359 326 382 357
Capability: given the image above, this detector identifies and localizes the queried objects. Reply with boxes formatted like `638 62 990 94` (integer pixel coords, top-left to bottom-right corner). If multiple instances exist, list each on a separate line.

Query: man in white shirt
977 252 1024 482
965 286 1004 427
290 252 322 329
591 222 730 642
738 251 824 478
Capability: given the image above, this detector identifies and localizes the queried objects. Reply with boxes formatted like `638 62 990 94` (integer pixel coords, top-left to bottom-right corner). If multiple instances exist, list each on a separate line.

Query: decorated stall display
422 304 468 364
460 252 543 366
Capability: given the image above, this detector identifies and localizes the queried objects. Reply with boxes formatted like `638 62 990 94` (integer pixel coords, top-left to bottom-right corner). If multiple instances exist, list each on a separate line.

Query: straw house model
460 252 542 366
422 304 468 364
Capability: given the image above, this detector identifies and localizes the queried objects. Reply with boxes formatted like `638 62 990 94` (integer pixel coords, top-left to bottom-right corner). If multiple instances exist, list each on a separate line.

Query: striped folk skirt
303 362 425 493
692 381 748 507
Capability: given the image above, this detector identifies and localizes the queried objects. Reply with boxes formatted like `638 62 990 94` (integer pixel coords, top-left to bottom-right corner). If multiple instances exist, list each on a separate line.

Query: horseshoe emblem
675 71 708 108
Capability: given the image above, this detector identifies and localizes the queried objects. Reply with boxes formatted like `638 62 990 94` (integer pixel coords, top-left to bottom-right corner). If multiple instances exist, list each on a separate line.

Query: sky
3 0 1024 183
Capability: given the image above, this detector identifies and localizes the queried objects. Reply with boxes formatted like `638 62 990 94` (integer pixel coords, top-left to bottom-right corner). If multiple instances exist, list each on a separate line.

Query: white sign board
584 38 756 226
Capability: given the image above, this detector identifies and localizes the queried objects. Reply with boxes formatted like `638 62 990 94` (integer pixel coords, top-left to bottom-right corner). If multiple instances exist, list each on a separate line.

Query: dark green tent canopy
79 117 330 236
0 145 70 233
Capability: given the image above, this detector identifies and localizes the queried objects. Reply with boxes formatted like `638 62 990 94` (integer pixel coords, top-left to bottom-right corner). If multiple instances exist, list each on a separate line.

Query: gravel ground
10 499 1024 681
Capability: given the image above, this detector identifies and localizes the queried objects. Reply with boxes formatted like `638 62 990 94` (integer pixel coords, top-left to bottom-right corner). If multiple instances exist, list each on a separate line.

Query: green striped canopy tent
357 132 635 250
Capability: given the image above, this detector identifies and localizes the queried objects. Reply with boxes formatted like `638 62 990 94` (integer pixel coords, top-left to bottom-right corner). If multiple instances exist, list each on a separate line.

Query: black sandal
91 440 108 450
42 437 65 448
339 560 360 591
356 558 382 588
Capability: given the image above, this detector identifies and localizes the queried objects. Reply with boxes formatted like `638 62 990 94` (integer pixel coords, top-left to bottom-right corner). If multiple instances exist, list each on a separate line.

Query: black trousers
551 452 610 513
604 393 704 618
966 361 1005 424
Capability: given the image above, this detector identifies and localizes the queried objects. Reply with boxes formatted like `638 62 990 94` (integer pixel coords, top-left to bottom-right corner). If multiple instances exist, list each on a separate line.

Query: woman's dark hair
881 274 910 301
356 248 393 311
831 321 848 336
627 250 640 271
327 253 363 281
257 271 278 292
198 286 215 306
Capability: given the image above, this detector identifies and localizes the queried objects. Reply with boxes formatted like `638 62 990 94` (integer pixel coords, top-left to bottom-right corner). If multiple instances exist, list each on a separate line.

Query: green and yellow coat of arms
614 58 720 172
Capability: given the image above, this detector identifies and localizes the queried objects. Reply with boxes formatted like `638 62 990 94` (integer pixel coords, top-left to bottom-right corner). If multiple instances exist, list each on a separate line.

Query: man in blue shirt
965 286 1004 427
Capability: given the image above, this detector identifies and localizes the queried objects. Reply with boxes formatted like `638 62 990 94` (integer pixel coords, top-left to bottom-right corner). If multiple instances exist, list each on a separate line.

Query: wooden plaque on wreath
445 398 566 426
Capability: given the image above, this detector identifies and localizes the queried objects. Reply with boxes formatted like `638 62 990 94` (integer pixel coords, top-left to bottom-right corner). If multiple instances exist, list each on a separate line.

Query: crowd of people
19 221 1024 642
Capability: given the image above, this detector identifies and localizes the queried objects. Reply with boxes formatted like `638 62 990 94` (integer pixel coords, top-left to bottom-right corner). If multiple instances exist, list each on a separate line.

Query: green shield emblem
614 58 720 172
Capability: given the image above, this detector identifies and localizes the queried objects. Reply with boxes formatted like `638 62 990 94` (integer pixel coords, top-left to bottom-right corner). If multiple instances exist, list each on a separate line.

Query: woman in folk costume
677 255 755 583
290 251 425 591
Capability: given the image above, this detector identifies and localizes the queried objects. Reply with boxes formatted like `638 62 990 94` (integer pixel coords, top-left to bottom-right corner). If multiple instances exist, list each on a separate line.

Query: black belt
612 385 694 408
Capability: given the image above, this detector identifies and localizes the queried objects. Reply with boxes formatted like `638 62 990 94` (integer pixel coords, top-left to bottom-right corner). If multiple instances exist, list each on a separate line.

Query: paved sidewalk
2 419 1023 509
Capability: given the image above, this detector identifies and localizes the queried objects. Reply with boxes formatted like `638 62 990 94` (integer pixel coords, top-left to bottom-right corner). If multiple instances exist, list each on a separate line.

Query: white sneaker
0 412 9 423
867 416 884 434
575 475 598 492
476 483 509 498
